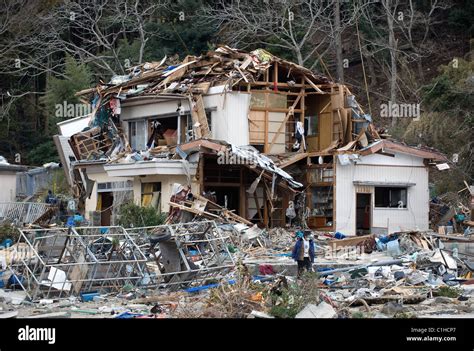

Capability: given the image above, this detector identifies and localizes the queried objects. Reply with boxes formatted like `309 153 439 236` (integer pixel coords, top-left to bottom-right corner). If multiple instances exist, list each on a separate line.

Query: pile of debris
3 218 474 318
430 183 473 236
76 45 329 105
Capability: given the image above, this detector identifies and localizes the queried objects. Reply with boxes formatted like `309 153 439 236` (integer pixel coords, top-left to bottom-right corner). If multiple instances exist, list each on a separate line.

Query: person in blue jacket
292 230 315 277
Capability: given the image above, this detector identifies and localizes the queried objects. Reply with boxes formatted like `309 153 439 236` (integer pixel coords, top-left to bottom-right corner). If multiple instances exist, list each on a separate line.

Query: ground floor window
374 187 407 208
141 182 161 208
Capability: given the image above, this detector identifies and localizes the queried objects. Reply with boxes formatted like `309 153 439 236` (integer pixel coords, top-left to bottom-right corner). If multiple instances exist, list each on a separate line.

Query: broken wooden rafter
268 88 304 151
304 76 325 94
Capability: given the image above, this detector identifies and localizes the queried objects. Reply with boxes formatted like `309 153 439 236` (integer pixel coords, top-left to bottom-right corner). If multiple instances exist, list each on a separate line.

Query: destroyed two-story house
54 46 446 235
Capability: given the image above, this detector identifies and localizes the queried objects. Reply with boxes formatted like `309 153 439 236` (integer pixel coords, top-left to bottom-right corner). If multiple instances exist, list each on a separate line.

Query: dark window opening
375 187 407 208
304 115 318 137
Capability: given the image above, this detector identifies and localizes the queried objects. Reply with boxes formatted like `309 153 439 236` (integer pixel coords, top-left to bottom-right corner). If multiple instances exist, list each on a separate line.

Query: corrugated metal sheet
16 168 58 198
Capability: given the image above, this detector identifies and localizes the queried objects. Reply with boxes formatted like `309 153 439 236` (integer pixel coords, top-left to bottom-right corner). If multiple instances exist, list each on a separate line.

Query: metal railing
0 202 50 224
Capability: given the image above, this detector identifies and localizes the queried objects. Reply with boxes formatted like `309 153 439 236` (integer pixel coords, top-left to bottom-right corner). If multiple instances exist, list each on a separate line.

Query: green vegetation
436 286 463 298
268 272 320 318
402 53 474 195
0 222 19 243
117 202 167 228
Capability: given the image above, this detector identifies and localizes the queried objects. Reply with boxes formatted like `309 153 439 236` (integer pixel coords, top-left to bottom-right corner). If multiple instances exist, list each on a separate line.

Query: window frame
374 186 408 209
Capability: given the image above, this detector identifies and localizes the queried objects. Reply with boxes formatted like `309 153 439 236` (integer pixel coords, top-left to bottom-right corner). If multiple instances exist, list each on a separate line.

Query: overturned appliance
126 220 236 291
11 226 150 300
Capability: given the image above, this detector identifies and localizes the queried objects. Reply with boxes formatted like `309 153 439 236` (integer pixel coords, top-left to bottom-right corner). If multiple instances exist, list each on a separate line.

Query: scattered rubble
1 214 473 318
0 45 471 319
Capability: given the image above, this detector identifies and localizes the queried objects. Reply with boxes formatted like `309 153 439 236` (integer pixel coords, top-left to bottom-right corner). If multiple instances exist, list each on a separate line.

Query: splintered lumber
194 194 252 225
192 94 211 138
326 234 375 250
304 76 325 94
169 202 221 219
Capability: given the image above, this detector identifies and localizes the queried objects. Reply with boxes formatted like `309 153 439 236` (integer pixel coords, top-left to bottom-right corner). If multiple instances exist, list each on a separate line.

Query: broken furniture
126 220 235 291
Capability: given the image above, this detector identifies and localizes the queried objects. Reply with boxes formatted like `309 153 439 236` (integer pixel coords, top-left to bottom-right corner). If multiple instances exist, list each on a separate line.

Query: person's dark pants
297 257 312 277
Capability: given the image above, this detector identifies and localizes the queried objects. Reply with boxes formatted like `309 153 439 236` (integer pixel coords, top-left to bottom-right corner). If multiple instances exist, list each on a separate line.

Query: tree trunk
359 30 377 87
386 0 398 126
334 0 344 83
295 48 304 67
416 56 424 81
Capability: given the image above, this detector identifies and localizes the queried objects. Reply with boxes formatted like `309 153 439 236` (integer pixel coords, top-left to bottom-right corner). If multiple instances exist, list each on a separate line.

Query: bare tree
0 0 66 77
334 0 344 82
38 0 167 76
357 0 452 125
399 0 452 81
204 0 351 71
381 0 399 126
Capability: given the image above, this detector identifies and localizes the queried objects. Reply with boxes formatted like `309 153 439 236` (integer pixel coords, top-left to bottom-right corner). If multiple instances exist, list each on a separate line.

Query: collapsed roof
75 45 331 100
61 46 447 198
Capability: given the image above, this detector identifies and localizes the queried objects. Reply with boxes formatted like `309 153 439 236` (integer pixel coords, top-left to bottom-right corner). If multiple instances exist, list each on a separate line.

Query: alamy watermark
322 245 366 260
380 101 420 120
217 151 259 166
55 101 91 119
18 326 56 345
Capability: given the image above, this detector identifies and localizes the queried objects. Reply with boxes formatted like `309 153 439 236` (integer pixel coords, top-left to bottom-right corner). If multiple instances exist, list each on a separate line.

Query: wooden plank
304 76 325 94
250 107 303 113
193 194 253 225
191 94 211 138
278 152 309 168
249 110 265 143
264 92 269 152
188 96 202 139
273 62 279 93
319 112 333 150
168 201 220 219
300 77 305 124
327 234 374 250
70 252 89 295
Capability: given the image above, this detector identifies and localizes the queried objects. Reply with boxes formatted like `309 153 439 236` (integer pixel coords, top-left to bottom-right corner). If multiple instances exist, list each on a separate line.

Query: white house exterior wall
120 87 250 147
335 152 429 236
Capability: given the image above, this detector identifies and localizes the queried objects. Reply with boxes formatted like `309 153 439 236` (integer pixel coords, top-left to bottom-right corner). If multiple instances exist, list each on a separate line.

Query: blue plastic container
80 291 100 302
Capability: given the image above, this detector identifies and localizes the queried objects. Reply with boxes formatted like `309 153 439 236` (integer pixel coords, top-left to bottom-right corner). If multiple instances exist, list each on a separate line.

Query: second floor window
129 120 147 151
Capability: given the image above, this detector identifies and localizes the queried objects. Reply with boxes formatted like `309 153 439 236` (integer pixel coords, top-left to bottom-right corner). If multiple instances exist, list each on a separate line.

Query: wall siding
335 152 429 236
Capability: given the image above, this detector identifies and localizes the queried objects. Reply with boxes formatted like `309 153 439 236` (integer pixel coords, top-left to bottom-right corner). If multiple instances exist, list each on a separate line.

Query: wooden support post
264 92 269 153
254 193 263 222
263 187 269 228
273 62 278 91
188 96 202 139
300 77 305 124
332 155 336 231
199 154 204 194
240 168 246 218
